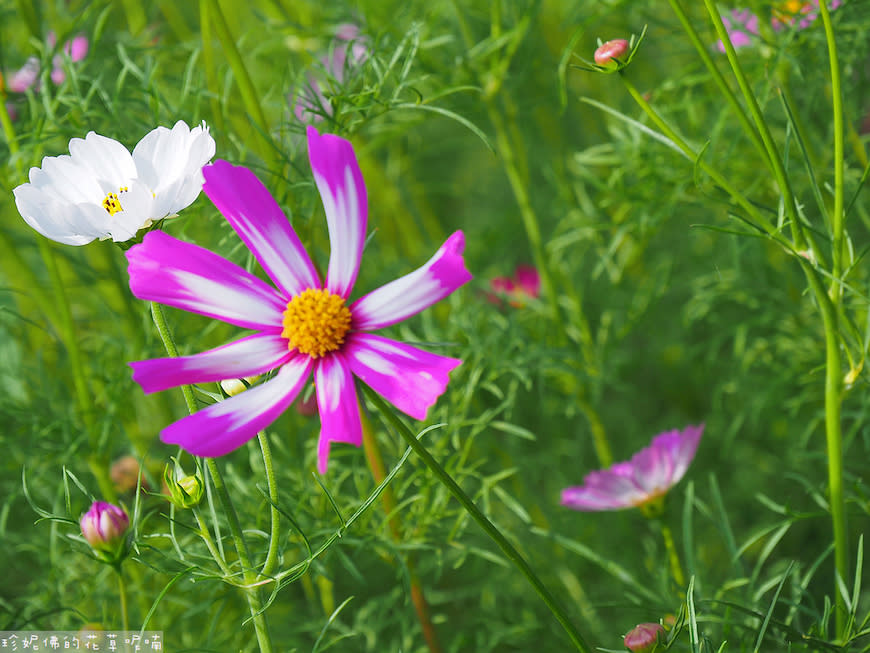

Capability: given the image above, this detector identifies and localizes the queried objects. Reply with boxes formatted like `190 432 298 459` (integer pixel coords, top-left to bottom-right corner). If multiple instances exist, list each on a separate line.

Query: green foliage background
1 0 870 650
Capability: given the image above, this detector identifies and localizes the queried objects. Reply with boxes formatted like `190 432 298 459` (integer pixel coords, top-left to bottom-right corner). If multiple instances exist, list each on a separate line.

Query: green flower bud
164 460 204 509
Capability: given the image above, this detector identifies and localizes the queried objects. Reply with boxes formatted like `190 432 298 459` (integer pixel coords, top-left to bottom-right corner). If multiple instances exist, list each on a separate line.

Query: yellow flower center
281 288 352 358
102 186 128 216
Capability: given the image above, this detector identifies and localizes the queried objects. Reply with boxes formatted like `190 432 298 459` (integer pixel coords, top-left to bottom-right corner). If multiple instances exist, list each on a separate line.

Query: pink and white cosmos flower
561 424 703 511
127 126 471 473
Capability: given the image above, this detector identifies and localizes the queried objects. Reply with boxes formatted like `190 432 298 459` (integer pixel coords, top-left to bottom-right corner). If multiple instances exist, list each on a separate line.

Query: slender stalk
258 432 281 579
192 507 232 576
360 408 443 653
363 386 593 653
37 240 117 501
119 0 147 35
818 2 846 301
209 0 271 158
659 522 685 588
149 301 273 652
577 397 612 468
117 567 130 632
701 0 806 250
618 74 784 245
667 0 769 166
806 2 850 618
485 102 562 328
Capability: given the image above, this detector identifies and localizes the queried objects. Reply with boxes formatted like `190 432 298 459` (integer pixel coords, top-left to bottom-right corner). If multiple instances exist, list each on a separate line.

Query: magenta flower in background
716 1 841 51
489 264 540 308
8 56 40 93
293 24 368 123
561 424 703 511
47 32 89 85
80 501 129 552
127 126 471 473
716 9 760 52
772 0 842 30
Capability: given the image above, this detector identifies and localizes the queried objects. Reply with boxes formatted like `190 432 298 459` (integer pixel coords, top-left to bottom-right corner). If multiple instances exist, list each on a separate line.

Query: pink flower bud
623 622 665 653
594 39 630 66
80 501 129 552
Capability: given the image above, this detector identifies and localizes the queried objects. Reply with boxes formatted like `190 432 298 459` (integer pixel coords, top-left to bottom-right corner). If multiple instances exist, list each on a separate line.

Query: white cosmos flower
13 120 215 245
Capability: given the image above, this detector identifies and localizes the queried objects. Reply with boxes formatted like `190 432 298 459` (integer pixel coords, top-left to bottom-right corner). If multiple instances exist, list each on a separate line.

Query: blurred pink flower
489 264 540 308
716 9 760 52
293 24 368 123
561 424 703 511
4 33 89 118
716 1 841 52
8 57 40 93
49 33 89 84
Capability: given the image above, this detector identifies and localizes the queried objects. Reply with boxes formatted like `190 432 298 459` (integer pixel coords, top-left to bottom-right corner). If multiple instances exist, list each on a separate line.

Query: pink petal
161 358 312 457
202 160 321 297
127 230 287 331
345 333 461 420
314 353 363 473
649 424 703 487
351 231 472 330
306 127 367 298
130 333 292 393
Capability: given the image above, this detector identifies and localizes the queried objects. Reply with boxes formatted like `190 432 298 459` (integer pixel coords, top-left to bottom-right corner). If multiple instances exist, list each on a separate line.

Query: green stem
485 102 562 328
37 240 117 501
148 301 273 652
360 407 443 653
258 432 281 579
150 302 197 414
659 522 685 588
363 386 593 653
816 2 848 636
192 507 232 576
119 0 147 35
117 566 129 632
618 75 785 245
701 0 806 251
667 0 769 166
817 2 845 298
209 0 271 159
577 397 612 468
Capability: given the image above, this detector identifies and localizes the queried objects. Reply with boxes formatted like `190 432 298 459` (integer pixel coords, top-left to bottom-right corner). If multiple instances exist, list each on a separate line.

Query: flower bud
594 39 630 66
80 501 129 554
220 375 259 397
164 461 204 509
110 455 147 494
624 622 665 653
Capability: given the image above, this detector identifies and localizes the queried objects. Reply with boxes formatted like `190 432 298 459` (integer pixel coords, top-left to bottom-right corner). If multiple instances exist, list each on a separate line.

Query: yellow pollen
281 288 352 358
102 187 129 216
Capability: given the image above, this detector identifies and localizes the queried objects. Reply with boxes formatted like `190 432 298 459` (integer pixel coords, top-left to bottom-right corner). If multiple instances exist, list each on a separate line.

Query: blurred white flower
13 120 215 245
